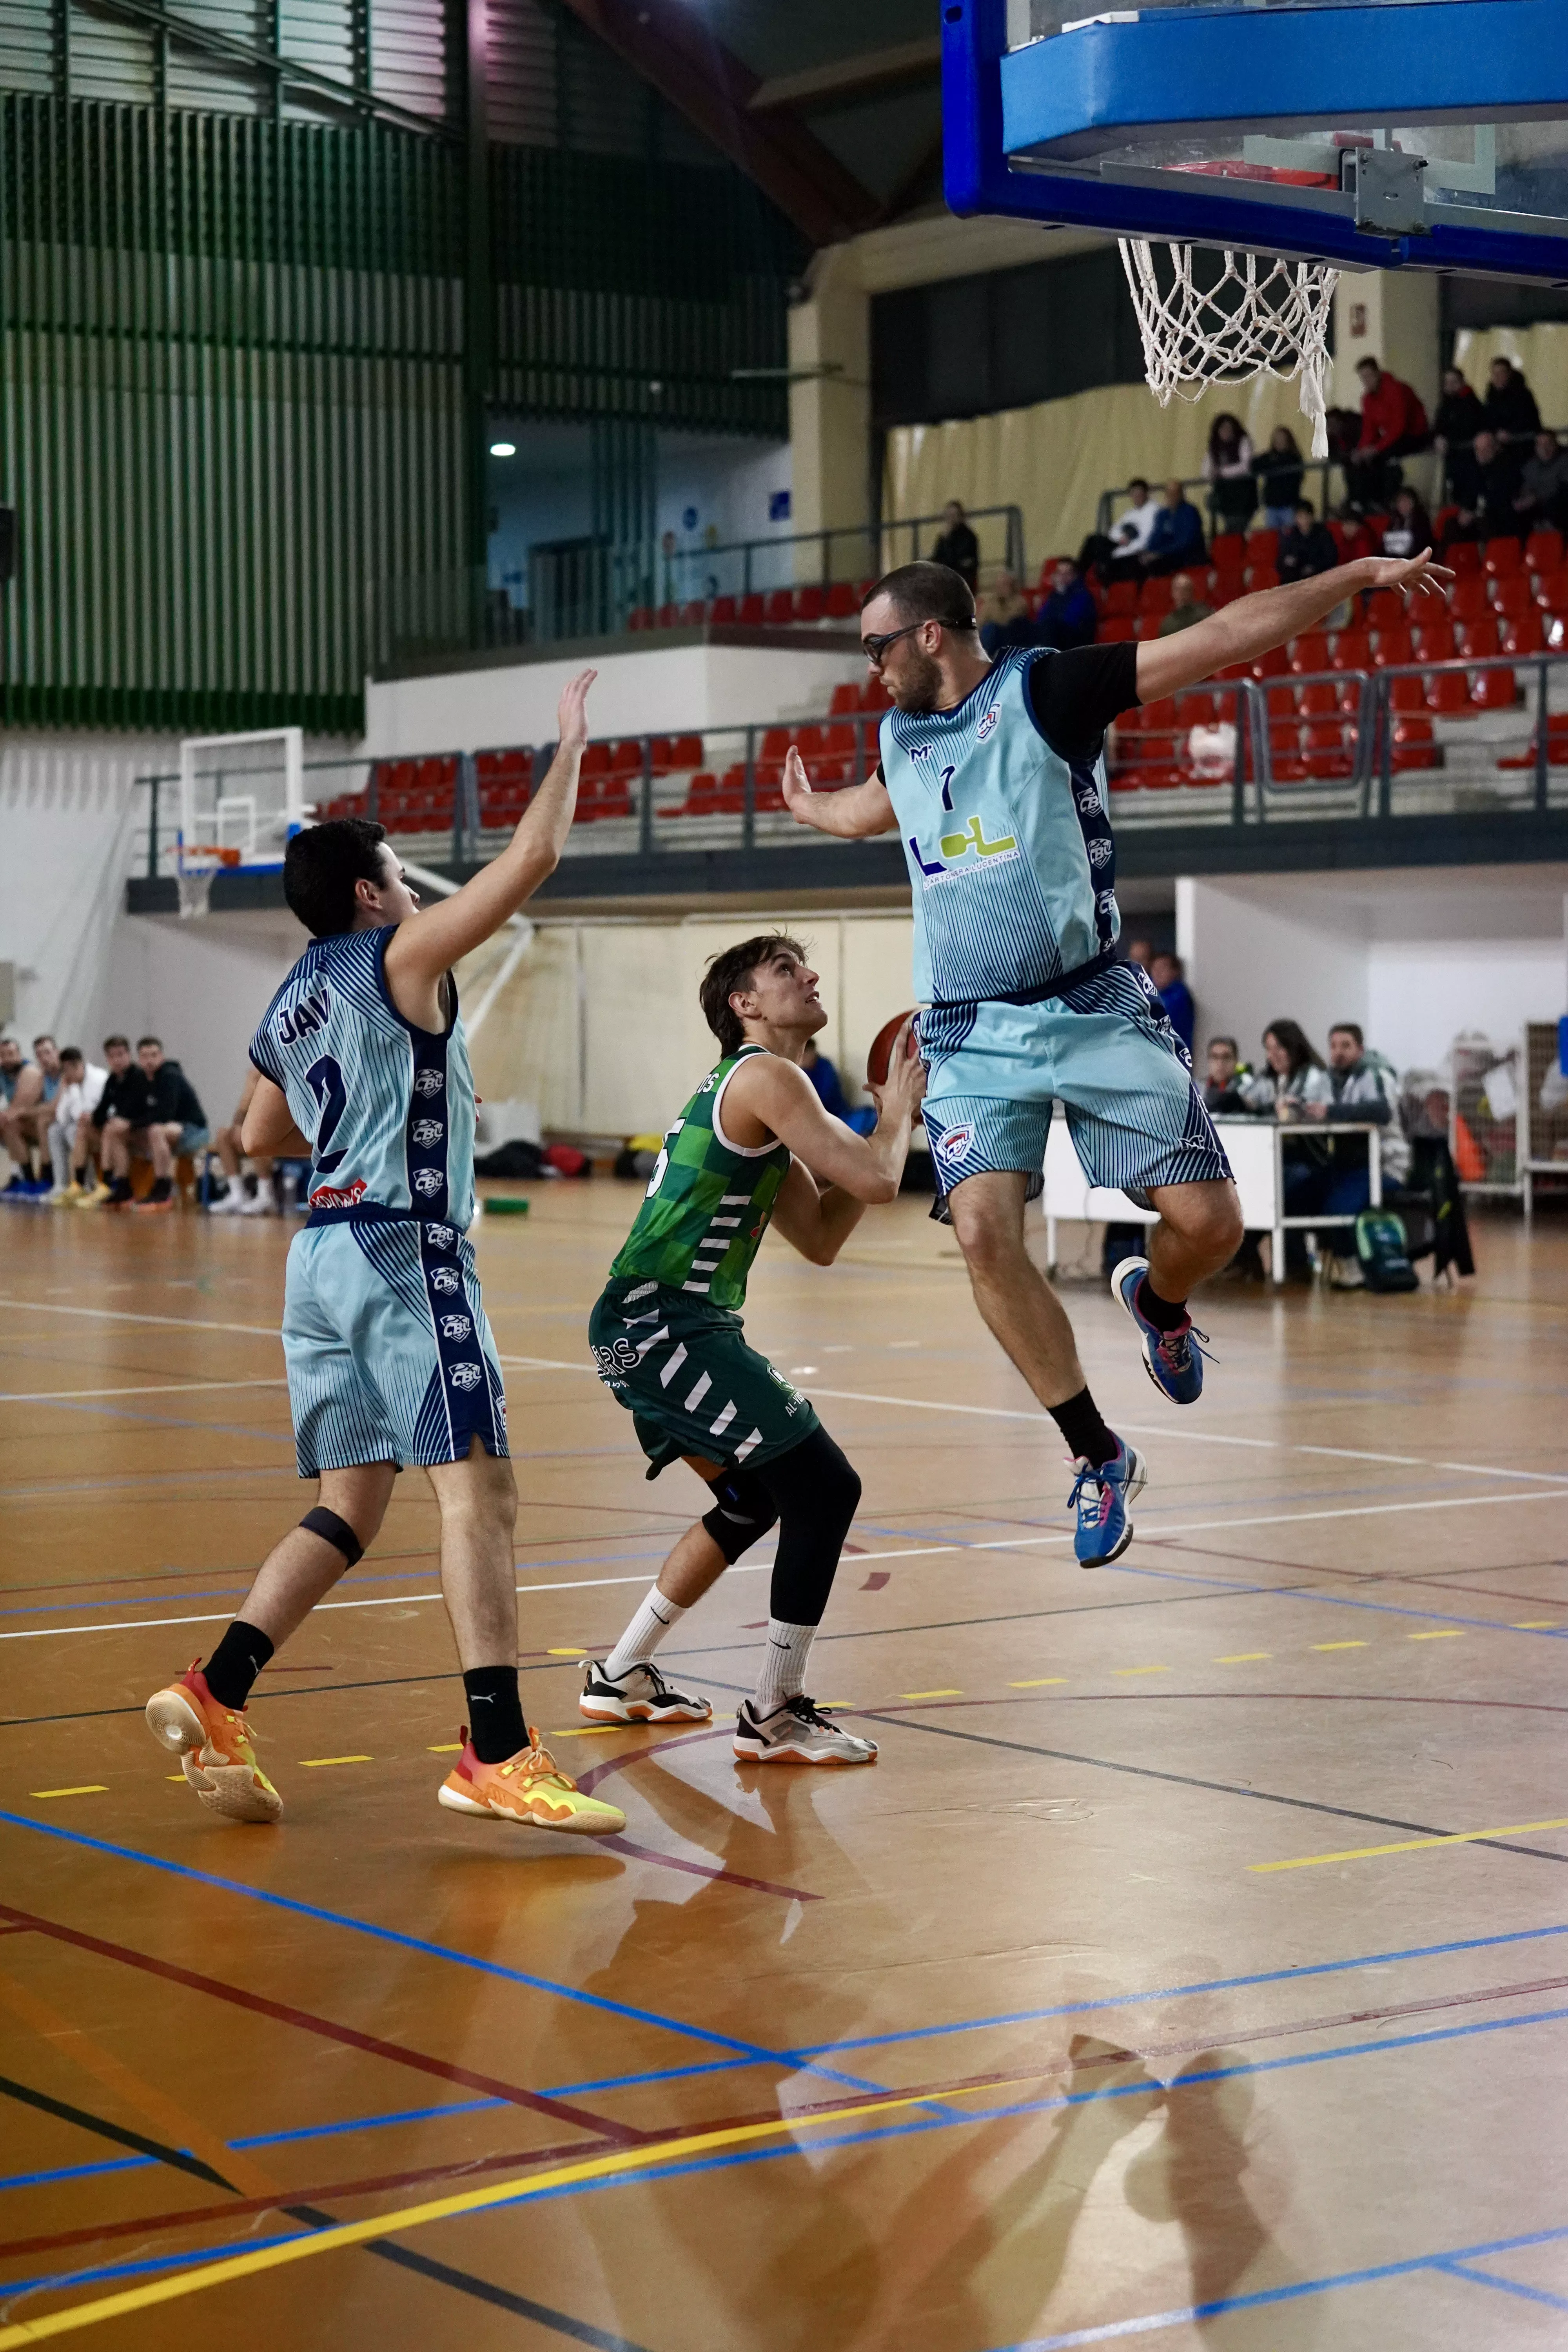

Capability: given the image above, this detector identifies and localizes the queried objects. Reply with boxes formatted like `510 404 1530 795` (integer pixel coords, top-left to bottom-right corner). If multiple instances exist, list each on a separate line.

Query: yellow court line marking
296 1756 373 1768
28 1786 107 1799
427 1744 462 1754
1112 1665 1169 1677
1311 1641 1368 1651
1513 1621 1562 1630
1408 1629 1465 1641
900 1689 962 1700
1251 1814 1568 1873
1214 1653 1270 1663
546 1726 623 1739
0 2073 1062 2348
1009 1677 1068 1688
546 1648 586 1657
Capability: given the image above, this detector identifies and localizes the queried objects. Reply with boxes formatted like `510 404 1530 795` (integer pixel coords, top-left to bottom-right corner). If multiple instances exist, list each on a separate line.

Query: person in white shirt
47 1048 108 1201
1109 478 1159 576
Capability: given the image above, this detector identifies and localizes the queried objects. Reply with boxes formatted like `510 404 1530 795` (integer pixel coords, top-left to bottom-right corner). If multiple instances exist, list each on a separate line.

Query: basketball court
2 1189 1566 2348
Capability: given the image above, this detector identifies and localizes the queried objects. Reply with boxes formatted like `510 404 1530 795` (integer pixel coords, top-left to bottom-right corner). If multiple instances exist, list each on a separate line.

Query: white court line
7 1488 1562 1643
0 1379 289 1404
0 1297 280 1339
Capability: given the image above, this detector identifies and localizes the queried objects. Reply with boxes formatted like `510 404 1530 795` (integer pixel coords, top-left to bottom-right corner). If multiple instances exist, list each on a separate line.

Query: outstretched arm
385 669 595 989
781 747 899 840
1135 550 1452 703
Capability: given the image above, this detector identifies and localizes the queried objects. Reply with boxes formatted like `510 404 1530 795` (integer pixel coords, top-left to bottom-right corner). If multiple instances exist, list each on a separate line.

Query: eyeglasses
860 620 924 668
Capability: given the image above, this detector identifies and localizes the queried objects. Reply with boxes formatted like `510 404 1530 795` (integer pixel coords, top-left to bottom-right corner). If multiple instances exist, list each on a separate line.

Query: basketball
866 1009 919 1088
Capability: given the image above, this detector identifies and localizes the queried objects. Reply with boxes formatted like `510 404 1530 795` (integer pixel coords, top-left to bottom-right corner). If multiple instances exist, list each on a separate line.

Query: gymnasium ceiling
556 0 944 244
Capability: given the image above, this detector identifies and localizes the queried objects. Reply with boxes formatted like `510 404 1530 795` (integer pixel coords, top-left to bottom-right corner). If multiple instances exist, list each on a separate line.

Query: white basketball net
1118 242 1340 459
175 849 227 920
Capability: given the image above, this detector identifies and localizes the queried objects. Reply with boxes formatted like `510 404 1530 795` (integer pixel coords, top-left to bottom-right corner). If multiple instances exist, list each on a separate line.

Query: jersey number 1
305 1055 348 1174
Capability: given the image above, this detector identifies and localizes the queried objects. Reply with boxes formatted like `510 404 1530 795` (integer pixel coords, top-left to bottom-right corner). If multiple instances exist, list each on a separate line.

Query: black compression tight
753 1425 862 1628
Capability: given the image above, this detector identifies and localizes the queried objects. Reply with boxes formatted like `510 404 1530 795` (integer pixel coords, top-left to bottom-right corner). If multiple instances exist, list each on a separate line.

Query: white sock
753 1619 816 1718
604 1587 686 1681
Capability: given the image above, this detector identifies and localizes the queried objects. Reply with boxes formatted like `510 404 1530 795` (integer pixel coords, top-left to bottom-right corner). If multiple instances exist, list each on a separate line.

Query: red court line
0 1906 635 2145
598 1831 818 1903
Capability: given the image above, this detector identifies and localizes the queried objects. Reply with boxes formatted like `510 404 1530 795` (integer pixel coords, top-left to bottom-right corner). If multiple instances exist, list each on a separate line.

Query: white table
1042 1114 1382 1285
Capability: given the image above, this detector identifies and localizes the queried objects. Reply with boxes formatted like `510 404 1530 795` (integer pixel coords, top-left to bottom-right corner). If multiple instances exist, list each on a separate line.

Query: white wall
362 636 866 760
96 907 307 1126
1180 869 1568 1072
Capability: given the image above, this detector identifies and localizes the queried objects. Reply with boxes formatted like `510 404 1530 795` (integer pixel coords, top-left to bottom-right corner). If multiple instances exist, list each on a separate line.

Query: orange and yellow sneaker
144 1662 283 1824
437 1726 626 1835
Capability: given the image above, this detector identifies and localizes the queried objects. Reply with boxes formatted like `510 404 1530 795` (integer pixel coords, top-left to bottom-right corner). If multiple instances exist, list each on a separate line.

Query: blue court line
3 2229 309 2307
0 2100 512 2198
0 1810 880 2097
1433 2259 1568 2312
0 2155 150 2195
1104 1555 1568 1637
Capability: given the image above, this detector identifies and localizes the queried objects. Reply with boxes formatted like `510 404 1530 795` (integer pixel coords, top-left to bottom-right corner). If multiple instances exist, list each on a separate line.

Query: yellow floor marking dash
428 1743 462 1753
546 1647 587 1657
297 1755 373 1768
546 1726 624 1738
1113 1665 1169 1677
1009 1677 1068 1688
1252 1813 1568 1873
1311 1641 1368 1651
30 1785 107 1798
1512 1621 1560 1630
1214 1653 1270 1663
901 1688 961 1700
1408 1629 1464 1641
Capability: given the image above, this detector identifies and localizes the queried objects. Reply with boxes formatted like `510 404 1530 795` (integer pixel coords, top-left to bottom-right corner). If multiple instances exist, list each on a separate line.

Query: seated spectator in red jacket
1380 485 1432 559
1484 356 1541 445
1276 499 1338 582
1348 357 1430 507
1513 430 1568 534
1034 558 1098 651
1446 428 1526 541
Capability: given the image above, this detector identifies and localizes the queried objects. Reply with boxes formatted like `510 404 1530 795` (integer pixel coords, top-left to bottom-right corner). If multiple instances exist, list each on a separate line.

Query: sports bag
1354 1209 1419 1292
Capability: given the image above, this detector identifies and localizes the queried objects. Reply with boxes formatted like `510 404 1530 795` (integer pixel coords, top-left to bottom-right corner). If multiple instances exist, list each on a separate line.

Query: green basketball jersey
608 1044 790 1311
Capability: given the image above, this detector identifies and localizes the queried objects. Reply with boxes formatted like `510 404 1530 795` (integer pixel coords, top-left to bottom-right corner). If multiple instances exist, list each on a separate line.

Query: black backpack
1355 1209 1419 1292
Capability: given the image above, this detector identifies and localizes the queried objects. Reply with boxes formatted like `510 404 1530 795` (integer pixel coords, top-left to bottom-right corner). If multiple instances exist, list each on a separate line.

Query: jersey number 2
305 1055 348 1174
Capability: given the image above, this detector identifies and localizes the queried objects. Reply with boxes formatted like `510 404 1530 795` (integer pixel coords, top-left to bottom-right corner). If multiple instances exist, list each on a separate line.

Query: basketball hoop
1118 243 1340 459
175 844 241 920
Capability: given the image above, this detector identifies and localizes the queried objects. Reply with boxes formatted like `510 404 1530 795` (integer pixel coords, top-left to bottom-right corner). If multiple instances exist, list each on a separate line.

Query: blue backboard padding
941 0 1568 276
1000 0 1568 158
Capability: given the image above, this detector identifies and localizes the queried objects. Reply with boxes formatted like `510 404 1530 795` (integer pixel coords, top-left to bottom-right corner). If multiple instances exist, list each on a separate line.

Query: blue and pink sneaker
1069 1437 1147 1567
1113 1255 1210 1406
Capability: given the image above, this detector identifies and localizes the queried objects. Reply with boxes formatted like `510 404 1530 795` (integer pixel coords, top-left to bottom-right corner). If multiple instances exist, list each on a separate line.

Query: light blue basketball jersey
249 925 476 1229
880 648 1120 1005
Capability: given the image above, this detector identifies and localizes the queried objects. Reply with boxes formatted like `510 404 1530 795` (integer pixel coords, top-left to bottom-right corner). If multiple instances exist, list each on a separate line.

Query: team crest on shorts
933 1123 974 1161
411 1117 444 1146
440 1313 473 1341
429 1265 461 1294
425 1223 456 1250
414 1068 444 1097
976 707 1000 742
449 1361 483 1392
413 1168 444 1198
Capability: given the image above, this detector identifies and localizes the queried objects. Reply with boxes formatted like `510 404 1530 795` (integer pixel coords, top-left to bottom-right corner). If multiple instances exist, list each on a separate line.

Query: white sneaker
733 1695 878 1766
580 1659 711 1724
238 1189 274 1215
206 1187 244 1213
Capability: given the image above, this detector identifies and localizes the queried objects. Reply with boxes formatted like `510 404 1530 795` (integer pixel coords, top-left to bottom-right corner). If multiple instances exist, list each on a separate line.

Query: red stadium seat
860 677 892 712
1103 581 1140 617
1330 629 1371 671
825 582 858 620
1490 575 1532 619
763 590 794 625
1140 575 1174 614
710 595 737 624
1456 617 1499 657
1448 576 1489 622
1175 690 1219 724
1391 716 1441 769
1244 563 1279 593
1532 567 1568 613
1525 528 1564 577
655 603 680 628
1247 644 1288 681
1471 664 1517 709
1298 681 1339 717
1265 683 1298 720
1208 568 1245 606
1483 536 1522 576
610 739 642 775
1302 720 1354 778
739 593 765 625
1388 674 1427 712
795 724 825 757
1364 589 1405 629
1098 617 1136 642
1445 539 1481 575
678 600 707 626
1412 619 1455 662
829 682 860 716
795 585 826 623
580 742 611 777
627 607 654 632
1502 612 1546 655
1289 632 1330 674
1425 669 1472 714
1245 528 1279 565
1372 624 1412 668
1209 532 1245 567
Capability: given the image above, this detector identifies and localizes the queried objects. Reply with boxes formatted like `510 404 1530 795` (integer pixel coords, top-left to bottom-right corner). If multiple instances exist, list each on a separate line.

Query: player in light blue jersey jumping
143 669 627 1839
783 548 1447 1564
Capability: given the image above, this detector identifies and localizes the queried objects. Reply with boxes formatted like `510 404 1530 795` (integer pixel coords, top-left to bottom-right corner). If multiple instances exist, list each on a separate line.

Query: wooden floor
2 1188 1567 2350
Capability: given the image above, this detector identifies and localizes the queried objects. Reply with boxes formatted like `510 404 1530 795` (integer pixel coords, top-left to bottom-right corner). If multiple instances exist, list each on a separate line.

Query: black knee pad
701 1465 779 1565
300 1505 364 1567
757 1428 863 1627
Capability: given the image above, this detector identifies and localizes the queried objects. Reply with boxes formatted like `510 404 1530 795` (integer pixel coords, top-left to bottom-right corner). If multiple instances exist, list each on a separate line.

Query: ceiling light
489 440 516 457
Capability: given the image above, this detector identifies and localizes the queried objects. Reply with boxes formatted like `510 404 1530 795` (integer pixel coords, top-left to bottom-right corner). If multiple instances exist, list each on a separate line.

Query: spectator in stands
93 1035 210 1212
1151 951 1194 1053
1276 498 1339 583
1514 429 1568 533
977 569 1033 655
1202 412 1256 534
1 1034 62 1197
1202 1036 1251 1115
1034 557 1097 652
1122 938 1154 976
1349 356 1430 510
1242 1020 1334 1117
1446 427 1525 542
1255 426 1305 531
1156 571 1214 637
1433 365 1485 472
1380 485 1433 560
1141 478 1206 576
45 1045 107 1202
1108 478 1159 577
1324 406 1360 470
1321 1020 1411 1199
801 1038 876 1137
931 501 979 590
209 1067 275 1214
1485 355 1541 444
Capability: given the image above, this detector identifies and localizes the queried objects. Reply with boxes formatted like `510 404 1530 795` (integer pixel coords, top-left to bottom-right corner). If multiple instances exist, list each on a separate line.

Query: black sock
1049 1387 1119 1469
203 1619 274 1710
463 1666 526 1763
1135 1273 1187 1333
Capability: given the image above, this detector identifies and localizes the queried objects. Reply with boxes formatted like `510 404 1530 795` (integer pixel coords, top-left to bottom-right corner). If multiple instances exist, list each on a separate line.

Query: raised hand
781 746 814 825
866 1015 926 1123
1361 548 1455 603
556 667 598 749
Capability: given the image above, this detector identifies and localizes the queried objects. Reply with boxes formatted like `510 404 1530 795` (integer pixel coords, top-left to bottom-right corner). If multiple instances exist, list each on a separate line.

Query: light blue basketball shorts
919 961 1232 1213
281 1214 509 1477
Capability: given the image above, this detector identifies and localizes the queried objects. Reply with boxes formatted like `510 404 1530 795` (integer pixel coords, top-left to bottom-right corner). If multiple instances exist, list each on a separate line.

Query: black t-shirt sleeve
1025 642 1141 763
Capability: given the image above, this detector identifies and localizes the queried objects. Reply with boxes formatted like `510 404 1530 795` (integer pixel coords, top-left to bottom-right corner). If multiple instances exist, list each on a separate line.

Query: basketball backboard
178 727 308 874
944 0 1568 276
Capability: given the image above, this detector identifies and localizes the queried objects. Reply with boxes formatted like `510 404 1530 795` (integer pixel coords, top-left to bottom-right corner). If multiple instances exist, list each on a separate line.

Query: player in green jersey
584 932 925 1765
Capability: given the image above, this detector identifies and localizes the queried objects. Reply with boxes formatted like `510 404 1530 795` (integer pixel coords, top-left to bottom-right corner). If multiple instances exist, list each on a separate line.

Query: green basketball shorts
589 1277 819 1477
